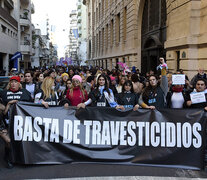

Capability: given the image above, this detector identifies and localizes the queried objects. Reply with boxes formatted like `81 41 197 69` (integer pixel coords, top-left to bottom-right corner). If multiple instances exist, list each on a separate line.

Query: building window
88 12 91 32
96 34 98 57
123 6 127 41
96 8 98 25
1 25 6 34
99 3 101 22
110 19 114 46
149 0 160 30
102 28 104 54
99 31 101 55
93 11 95 27
102 0 104 16
123 57 125 63
106 24 108 50
116 13 120 43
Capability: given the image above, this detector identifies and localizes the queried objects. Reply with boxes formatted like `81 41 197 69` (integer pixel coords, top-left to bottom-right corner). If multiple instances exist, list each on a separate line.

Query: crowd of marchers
0 57 207 168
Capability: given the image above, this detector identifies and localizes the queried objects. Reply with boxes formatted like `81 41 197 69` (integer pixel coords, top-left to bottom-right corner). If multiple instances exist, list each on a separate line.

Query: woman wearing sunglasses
64 75 88 107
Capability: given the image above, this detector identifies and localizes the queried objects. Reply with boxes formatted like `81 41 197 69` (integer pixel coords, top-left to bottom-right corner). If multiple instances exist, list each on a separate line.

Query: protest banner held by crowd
0 59 207 169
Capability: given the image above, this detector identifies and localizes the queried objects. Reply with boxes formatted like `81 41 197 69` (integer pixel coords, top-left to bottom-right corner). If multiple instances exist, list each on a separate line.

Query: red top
66 86 88 106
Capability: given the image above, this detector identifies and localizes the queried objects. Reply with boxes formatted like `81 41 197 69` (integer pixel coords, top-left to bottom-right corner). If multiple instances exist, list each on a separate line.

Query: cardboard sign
172 74 185 85
190 92 206 104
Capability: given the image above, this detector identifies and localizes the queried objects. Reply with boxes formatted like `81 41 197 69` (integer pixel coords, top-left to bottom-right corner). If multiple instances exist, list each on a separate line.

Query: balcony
20 10 30 26
31 24 35 32
5 0 14 9
20 40 30 52
78 23 82 29
20 0 29 5
77 2 81 9
20 18 30 27
31 3 35 14
77 9 81 16
77 16 82 23
32 48 35 55
0 6 17 28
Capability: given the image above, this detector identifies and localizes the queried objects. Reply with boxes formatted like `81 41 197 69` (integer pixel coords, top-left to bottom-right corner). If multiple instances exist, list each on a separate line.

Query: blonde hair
69 82 86 99
41 77 55 100
6 81 22 90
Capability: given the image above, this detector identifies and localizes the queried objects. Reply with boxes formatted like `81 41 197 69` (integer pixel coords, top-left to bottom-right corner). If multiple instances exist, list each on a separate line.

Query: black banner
10 102 207 170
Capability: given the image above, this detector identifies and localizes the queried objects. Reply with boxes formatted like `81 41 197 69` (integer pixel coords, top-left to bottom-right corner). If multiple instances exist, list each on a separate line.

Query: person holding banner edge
185 78 207 109
0 76 32 168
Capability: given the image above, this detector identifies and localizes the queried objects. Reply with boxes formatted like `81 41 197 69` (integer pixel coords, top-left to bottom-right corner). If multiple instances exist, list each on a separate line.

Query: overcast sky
32 0 77 58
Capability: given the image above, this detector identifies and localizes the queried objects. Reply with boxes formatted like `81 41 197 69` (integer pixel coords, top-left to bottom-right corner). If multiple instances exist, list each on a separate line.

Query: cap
10 76 20 82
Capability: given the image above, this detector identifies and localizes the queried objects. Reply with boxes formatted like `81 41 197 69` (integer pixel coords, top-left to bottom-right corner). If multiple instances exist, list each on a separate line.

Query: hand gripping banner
9 102 207 170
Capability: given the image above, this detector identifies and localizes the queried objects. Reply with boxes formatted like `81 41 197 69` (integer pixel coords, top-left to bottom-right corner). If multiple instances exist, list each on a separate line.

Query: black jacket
0 88 32 105
116 92 139 109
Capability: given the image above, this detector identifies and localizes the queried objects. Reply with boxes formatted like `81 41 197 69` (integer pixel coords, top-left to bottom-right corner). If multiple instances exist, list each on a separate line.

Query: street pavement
0 139 207 180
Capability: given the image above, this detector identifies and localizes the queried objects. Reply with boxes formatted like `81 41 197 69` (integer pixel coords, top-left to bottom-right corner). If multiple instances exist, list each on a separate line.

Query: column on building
3 54 9 75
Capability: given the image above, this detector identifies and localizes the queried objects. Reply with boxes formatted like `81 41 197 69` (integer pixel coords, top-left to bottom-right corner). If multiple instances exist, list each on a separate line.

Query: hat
61 73 69 78
72 75 82 83
10 76 20 82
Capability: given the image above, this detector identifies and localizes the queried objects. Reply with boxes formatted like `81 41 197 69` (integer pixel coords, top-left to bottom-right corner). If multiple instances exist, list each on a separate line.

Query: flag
68 57 73 65
56 60 61 66
61 57 67 67
117 62 131 75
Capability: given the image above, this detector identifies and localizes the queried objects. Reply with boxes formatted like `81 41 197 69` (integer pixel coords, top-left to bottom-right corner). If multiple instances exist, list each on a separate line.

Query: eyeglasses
67 83 72 85
20 76 24 78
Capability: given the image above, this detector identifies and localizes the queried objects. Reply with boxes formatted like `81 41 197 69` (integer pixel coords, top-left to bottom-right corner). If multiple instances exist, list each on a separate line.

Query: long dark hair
122 80 134 93
95 74 111 96
142 75 159 98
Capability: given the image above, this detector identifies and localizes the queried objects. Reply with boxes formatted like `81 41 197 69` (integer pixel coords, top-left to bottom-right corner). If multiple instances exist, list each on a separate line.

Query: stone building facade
84 0 207 79
0 0 35 75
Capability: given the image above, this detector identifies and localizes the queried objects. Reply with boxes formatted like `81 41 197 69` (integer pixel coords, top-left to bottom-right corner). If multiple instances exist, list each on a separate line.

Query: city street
0 139 207 180
1 0 207 179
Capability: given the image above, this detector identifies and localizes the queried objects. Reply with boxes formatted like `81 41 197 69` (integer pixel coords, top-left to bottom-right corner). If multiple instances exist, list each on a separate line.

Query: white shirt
171 92 184 108
26 83 35 99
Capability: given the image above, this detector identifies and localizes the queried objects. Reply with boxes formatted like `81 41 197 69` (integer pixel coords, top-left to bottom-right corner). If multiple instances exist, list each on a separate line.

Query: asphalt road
0 139 207 180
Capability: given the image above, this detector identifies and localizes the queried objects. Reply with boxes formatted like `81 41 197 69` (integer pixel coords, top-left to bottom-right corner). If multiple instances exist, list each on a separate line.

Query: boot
4 147 13 169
